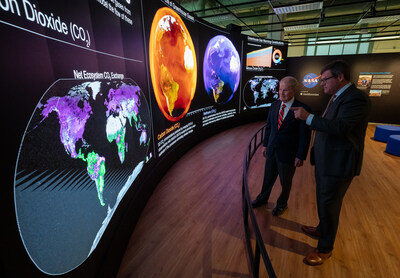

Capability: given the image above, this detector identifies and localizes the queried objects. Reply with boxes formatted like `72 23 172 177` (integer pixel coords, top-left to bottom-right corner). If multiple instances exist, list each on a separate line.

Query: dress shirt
280 97 295 121
306 83 352 125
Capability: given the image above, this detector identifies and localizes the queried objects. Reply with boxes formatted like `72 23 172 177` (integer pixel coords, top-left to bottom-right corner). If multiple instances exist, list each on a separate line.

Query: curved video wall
0 0 287 277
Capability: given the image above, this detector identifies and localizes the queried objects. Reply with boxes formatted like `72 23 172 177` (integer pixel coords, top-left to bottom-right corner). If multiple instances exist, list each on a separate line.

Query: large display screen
1 0 287 276
2 0 151 275
143 0 246 158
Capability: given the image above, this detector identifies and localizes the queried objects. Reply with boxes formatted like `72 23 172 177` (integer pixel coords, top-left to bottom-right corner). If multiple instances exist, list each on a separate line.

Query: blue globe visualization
203 35 241 104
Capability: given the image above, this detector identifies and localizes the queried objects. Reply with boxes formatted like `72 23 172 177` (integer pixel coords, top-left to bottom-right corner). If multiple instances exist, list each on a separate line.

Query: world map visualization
203 35 241 104
149 7 197 122
243 76 279 109
14 79 151 274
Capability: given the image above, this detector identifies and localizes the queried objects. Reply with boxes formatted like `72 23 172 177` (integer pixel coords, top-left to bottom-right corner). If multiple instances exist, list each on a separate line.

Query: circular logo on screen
302 73 319 88
272 49 282 64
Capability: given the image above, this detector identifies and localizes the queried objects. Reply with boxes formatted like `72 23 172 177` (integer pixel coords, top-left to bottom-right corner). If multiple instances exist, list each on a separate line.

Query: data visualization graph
246 47 272 68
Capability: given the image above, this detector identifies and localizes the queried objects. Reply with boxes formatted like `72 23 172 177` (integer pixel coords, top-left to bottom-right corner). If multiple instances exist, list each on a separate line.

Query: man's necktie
322 94 336 118
278 103 286 130
311 94 337 146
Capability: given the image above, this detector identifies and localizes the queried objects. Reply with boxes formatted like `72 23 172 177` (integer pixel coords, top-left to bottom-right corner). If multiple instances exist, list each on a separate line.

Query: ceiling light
358 15 400 24
273 2 323 14
316 40 340 44
284 23 319 31
206 14 236 23
370 35 400 41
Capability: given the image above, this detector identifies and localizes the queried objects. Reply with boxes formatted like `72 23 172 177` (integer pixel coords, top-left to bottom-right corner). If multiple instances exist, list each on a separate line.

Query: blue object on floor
373 125 400 142
386 135 400 156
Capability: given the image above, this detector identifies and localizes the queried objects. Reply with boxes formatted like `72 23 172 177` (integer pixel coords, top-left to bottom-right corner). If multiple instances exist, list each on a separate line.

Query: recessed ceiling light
316 40 340 44
273 2 323 14
358 15 400 24
284 24 319 31
206 14 236 23
370 35 400 41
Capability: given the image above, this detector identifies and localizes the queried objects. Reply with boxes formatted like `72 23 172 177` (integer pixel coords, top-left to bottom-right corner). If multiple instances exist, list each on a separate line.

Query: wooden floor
116 122 400 278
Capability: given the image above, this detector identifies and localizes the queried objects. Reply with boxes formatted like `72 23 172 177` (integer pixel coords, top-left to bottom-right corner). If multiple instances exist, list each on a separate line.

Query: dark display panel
1 0 151 276
0 0 287 277
287 54 400 124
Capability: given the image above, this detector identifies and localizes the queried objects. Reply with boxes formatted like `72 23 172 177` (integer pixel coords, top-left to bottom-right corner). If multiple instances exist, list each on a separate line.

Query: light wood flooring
116 122 400 278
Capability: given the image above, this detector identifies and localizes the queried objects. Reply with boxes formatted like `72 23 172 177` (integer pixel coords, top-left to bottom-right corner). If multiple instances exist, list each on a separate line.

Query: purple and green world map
14 79 151 274
39 81 149 205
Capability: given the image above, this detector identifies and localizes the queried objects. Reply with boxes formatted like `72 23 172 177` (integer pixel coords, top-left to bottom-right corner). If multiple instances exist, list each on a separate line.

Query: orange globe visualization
149 7 197 122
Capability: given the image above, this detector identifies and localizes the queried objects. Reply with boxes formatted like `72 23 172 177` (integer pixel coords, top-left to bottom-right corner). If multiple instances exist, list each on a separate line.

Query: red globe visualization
149 7 197 122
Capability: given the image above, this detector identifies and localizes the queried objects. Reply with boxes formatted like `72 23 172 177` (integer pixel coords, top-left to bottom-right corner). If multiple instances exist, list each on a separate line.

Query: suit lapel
326 85 353 116
280 99 298 128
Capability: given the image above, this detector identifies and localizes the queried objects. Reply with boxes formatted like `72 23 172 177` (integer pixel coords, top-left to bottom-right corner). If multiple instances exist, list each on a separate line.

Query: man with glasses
291 60 371 266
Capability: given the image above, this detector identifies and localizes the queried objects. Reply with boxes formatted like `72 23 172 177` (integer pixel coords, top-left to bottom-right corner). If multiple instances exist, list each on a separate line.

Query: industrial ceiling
177 0 400 47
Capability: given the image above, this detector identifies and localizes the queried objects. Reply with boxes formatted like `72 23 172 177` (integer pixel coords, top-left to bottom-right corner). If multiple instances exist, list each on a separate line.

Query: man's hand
294 158 304 167
291 107 310 120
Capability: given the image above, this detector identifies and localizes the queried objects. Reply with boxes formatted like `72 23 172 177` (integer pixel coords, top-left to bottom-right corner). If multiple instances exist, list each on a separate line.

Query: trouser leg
315 166 353 253
276 160 296 208
255 154 279 203
315 168 322 231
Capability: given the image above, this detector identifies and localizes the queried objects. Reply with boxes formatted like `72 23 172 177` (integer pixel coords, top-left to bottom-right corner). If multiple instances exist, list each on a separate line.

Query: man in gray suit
292 60 371 266
252 76 311 216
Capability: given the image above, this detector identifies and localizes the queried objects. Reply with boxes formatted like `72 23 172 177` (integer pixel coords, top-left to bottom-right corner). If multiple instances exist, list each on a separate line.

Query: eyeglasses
320 76 336 83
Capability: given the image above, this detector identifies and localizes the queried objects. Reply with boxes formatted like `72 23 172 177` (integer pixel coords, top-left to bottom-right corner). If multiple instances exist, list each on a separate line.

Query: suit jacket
312 84 371 177
263 99 311 163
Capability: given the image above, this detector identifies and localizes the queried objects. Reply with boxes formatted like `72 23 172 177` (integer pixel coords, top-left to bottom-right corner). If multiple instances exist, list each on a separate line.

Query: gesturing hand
290 107 310 121
294 158 304 167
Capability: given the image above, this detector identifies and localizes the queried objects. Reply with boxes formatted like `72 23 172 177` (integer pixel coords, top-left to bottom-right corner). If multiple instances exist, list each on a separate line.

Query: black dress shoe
251 199 266 208
272 205 287 216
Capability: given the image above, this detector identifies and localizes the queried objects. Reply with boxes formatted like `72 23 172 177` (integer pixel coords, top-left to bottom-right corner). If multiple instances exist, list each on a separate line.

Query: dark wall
287 54 400 124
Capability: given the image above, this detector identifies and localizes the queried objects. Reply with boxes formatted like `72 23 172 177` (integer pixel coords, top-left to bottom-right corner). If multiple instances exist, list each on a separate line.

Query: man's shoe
303 249 332 266
251 199 266 208
301 225 321 239
272 205 287 216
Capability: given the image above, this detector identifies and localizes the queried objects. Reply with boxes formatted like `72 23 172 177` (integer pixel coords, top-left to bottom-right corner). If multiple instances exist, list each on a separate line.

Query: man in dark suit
292 60 371 266
252 76 311 216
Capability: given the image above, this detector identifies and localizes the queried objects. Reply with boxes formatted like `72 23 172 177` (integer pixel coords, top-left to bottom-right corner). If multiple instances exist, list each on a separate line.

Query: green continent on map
86 151 106 206
106 126 127 163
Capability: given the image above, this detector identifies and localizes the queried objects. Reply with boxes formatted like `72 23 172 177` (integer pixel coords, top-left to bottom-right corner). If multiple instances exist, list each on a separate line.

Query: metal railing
242 125 277 278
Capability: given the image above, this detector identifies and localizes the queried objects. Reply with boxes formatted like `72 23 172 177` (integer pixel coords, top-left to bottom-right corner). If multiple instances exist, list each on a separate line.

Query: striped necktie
278 103 286 130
